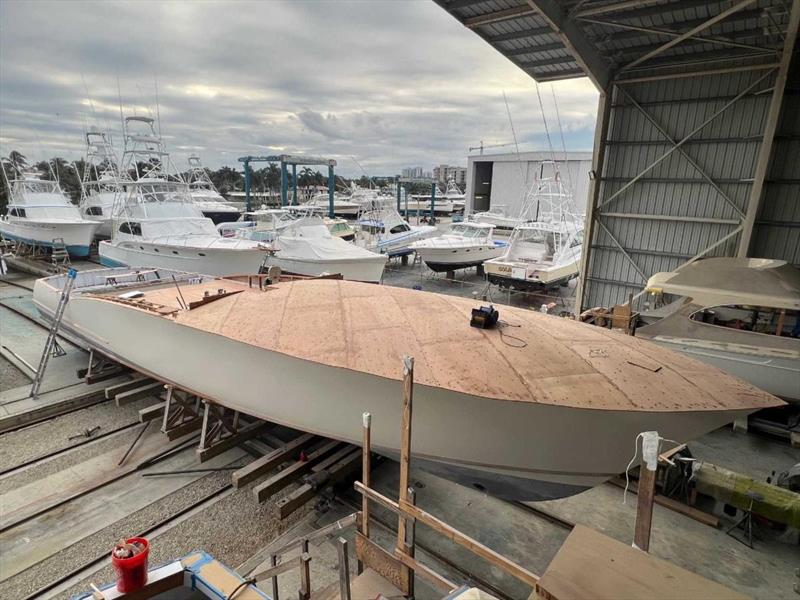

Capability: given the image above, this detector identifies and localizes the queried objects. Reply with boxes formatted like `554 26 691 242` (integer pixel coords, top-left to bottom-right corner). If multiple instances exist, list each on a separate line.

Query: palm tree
8 151 27 171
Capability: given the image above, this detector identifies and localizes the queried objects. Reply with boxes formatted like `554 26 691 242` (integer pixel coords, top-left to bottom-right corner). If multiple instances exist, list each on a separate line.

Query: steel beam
600 212 740 225
503 41 565 56
595 219 648 282
525 0 611 89
598 69 775 211
575 89 612 312
616 62 781 83
534 68 587 81
620 0 758 71
464 6 535 28
488 25 554 43
521 55 577 69
575 0 664 18
738 0 800 257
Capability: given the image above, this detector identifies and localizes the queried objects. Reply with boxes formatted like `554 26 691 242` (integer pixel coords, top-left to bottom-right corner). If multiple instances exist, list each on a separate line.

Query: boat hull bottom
424 260 491 273
488 272 576 291
0 231 92 257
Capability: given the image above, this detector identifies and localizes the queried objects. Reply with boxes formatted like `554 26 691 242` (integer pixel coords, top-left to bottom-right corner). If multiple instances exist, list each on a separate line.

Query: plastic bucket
111 537 149 592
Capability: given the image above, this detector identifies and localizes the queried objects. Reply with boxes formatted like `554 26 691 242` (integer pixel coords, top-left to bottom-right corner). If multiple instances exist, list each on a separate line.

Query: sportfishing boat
186 155 240 224
406 187 454 216
485 174 583 291
0 165 99 257
99 116 268 276
220 207 356 244
355 200 437 257
33 268 782 501
410 222 507 272
304 192 361 218
265 216 387 282
470 205 522 231
77 129 127 238
636 258 800 403
444 179 466 213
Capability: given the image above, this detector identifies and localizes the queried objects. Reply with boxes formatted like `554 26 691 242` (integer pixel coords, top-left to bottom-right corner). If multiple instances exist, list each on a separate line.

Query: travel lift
237 154 337 216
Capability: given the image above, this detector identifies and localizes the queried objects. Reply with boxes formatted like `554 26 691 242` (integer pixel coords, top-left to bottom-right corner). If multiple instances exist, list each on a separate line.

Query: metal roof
434 0 792 86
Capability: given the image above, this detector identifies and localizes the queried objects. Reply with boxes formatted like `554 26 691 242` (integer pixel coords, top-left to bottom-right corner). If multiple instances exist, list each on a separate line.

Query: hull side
34 289 755 501
0 221 97 257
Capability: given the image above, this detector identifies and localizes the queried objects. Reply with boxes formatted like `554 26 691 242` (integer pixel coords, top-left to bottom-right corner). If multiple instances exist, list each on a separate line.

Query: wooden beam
392 545 457 593
104 376 154 400
355 481 540 589
396 357 414 555
232 432 316 488
196 419 269 463
355 532 411 595
250 552 311 581
138 401 166 423
464 6 536 28
115 381 163 407
361 412 372 539
253 440 340 502
633 463 657 551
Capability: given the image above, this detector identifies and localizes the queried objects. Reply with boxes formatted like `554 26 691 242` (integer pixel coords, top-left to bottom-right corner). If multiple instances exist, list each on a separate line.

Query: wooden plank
139 402 165 423
277 448 361 519
392 545 456 593
253 440 340 502
104 377 154 400
197 419 269 463
361 412 372 539
633 463 656 551
537 525 749 600
396 356 414 554
166 416 204 440
354 481 539 589
250 552 310 580
355 532 410 595
115 381 163 406
233 432 316 488
607 478 719 527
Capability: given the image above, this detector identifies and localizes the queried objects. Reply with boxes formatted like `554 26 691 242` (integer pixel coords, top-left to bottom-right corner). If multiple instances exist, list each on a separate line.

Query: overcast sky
0 0 599 176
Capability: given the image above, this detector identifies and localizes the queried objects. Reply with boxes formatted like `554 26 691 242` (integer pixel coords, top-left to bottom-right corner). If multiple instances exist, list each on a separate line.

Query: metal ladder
50 238 71 270
30 268 77 399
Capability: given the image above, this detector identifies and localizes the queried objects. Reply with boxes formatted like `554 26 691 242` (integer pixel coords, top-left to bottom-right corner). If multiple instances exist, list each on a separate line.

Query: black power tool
470 305 499 329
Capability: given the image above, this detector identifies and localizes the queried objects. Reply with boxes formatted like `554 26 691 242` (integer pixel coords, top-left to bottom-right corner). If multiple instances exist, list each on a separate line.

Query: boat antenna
550 84 574 196
502 91 525 186
116 74 126 138
534 82 557 166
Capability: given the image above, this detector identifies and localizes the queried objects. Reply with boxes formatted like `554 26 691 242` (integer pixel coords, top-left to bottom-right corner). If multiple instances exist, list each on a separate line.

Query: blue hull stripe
0 232 91 257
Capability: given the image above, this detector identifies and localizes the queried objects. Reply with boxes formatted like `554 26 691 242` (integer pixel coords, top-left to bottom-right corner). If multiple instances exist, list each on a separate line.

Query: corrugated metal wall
583 67 785 309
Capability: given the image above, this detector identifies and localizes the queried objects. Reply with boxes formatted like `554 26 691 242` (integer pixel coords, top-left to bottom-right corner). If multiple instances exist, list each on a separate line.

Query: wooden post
337 537 352 600
396 356 414 555
406 487 417 600
776 309 786 336
633 432 659 552
362 412 371 539
299 539 311 600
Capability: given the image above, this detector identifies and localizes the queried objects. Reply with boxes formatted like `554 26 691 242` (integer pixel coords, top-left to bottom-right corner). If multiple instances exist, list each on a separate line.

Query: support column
396 177 401 213
737 0 800 257
429 182 436 222
243 161 252 213
280 162 288 207
575 88 612 313
292 164 297 205
328 165 335 219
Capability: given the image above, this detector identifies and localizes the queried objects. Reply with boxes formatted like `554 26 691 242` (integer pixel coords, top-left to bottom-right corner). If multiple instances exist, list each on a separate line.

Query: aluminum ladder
30 268 77 399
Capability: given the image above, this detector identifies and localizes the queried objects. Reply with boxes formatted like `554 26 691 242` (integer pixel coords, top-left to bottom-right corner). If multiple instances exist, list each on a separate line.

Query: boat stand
159 385 204 440
196 400 268 462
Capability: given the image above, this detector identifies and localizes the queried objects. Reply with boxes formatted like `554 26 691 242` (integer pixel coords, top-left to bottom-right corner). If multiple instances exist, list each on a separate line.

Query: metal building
466 150 593 215
436 0 799 311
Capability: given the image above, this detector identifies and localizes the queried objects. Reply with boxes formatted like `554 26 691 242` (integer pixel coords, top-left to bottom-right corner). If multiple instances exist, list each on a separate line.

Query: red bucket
111 537 149 592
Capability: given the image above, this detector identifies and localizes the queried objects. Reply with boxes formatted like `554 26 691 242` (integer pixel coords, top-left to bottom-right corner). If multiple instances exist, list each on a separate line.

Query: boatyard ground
1 257 797 600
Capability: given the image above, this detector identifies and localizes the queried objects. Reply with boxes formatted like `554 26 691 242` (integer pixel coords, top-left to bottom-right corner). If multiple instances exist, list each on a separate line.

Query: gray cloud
0 0 599 176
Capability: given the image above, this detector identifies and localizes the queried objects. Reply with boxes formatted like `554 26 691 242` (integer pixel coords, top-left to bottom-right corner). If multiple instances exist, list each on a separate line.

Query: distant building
466 151 593 216
401 166 426 179
433 164 467 186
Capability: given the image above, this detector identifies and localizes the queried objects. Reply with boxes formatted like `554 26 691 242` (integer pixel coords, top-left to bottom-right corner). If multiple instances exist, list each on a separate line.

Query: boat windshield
450 224 489 239
142 218 219 238
9 205 82 219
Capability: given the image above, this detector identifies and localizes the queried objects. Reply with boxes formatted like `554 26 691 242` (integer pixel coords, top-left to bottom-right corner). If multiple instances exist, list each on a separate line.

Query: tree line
1 150 438 210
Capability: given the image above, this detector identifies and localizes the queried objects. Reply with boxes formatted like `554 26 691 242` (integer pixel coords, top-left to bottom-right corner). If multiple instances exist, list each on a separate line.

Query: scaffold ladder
30 268 77 399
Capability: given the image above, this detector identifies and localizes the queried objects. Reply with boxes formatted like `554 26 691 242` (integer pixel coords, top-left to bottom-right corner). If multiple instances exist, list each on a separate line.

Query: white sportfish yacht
0 165 98 257
485 174 583 291
99 117 267 276
186 155 240 224
78 129 127 238
33 268 782 501
265 216 386 282
355 199 437 257
636 258 800 404
410 222 507 272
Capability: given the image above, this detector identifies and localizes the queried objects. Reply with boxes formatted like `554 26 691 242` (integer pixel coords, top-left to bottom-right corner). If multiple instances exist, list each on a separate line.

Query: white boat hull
33 279 755 501
0 218 99 257
415 243 506 272
98 240 266 276
266 254 386 283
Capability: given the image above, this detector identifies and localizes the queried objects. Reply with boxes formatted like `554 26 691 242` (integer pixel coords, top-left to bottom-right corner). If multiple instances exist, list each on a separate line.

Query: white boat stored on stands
265 216 386 282
99 116 268 276
485 174 583 291
444 179 466 213
636 258 800 404
469 205 521 231
304 192 361 218
410 222 507 272
186 155 240 225
0 166 99 257
33 268 782 501
355 200 437 257
77 129 127 238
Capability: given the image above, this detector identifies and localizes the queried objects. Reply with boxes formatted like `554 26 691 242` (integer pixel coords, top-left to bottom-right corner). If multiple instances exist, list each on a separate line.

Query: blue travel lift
237 155 337 217
396 176 437 224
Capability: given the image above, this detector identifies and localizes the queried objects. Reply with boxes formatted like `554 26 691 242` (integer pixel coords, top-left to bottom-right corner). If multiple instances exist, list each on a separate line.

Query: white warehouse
465 151 593 218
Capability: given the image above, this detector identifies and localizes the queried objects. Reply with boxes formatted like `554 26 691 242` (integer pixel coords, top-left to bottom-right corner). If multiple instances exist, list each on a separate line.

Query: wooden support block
105 377 154 400
196 420 269 463
139 402 165 423
232 432 316 488
115 382 163 407
277 448 361 519
166 417 203 440
253 440 340 502
355 532 410 596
